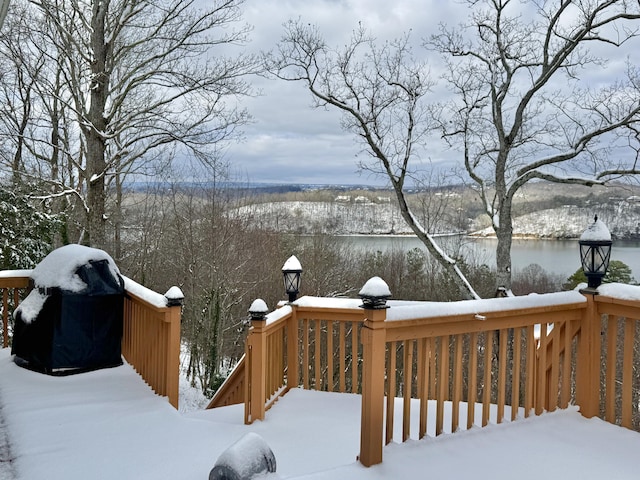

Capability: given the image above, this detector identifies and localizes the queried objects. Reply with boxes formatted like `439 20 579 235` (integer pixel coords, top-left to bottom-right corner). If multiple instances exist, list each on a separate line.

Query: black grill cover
12 255 125 375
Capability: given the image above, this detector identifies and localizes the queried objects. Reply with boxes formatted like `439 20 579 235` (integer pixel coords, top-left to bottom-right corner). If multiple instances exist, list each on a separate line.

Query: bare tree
121 174 287 394
2 0 258 251
272 1 640 296
270 22 479 299
0 3 83 248
429 0 640 290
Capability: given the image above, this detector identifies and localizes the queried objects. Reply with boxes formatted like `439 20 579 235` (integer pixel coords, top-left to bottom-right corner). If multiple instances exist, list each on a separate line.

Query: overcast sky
221 0 639 187
221 0 463 186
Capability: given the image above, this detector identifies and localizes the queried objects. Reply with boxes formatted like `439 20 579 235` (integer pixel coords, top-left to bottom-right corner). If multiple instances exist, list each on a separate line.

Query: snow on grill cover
11 244 125 375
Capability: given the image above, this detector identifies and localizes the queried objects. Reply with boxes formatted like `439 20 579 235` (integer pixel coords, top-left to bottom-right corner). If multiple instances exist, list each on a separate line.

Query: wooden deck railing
359 292 589 466
591 293 640 429
0 271 182 409
121 277 183 409
0 270 32 348
225 285 640 467
237 298 366 423
207 354 246 409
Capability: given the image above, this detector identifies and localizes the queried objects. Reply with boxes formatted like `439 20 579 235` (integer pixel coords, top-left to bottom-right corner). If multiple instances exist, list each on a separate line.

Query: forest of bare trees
0 0 257 251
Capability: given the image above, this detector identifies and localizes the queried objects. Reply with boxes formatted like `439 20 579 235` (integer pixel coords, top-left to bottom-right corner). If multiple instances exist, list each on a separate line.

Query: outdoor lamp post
359 276 391 309
579 215 612 289
282 255 302 303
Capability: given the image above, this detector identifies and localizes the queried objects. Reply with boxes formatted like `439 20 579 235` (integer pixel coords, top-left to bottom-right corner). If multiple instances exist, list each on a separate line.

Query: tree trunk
114 172 122 262
84 0 109 249
495 203 513 292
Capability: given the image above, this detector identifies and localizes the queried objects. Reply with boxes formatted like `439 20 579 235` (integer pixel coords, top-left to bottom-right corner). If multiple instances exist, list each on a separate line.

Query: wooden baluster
536 323 547 415
468 332 478 429
622 319 635 428
482 331 493 427
339 322 346 392
314 319 321 390
452 334 463 432
525 325 535 418
418 338 429 439
266 332 273 398
560 321 572 409
436 335 449 435
605 316 618 423
511 327 522 421
352 323 359 393
402 339 412 442
549 323 560 412
497 329 507 424
303 319 309 389
386 341 396 445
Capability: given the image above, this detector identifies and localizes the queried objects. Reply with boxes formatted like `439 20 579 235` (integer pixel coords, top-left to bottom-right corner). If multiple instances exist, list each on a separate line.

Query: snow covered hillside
230 200 415 235
473 203 640 239
230 198 640 239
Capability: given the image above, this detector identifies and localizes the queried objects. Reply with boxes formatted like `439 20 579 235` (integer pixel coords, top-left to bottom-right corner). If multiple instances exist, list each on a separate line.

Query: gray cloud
224 0 640 186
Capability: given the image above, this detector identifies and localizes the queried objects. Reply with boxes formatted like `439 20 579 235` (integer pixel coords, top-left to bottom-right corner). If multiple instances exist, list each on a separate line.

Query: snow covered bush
0 187 61 270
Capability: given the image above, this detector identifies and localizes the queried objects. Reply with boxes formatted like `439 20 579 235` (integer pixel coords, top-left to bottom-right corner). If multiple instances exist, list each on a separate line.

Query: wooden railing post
164 293 183 409
576 291 600 418
287 304 299 391
247 317 268 423
359 306 387 467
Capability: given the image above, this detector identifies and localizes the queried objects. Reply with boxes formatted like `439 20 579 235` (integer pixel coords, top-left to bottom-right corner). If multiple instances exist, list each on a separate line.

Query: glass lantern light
579 215 612 289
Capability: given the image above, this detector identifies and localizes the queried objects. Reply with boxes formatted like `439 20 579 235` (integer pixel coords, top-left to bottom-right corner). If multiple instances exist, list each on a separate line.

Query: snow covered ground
1 348 639 479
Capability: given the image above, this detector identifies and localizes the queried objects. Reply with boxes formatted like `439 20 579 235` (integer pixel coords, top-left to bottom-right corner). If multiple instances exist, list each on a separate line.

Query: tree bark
84 0 110 249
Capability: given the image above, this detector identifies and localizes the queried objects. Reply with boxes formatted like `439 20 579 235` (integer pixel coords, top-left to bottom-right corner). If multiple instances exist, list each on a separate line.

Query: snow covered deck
1 348 639 480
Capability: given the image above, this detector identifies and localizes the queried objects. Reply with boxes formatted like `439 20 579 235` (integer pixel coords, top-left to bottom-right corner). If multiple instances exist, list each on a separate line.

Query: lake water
335 235 640 280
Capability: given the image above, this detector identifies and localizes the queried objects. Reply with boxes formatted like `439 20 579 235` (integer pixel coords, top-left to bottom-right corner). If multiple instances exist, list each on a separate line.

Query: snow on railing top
597 283 640 301
287 292 587 323
265 304 293 326
292 296 363 310
0 269 32 278
385 291 586 322
122 276 171 309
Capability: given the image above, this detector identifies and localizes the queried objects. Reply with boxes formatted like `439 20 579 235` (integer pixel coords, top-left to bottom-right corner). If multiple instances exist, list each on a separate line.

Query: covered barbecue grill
12 244 124 375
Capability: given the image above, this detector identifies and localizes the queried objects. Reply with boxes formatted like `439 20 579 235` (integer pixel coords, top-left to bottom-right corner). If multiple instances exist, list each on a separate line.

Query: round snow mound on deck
31 244 121 292
209 432 276 480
